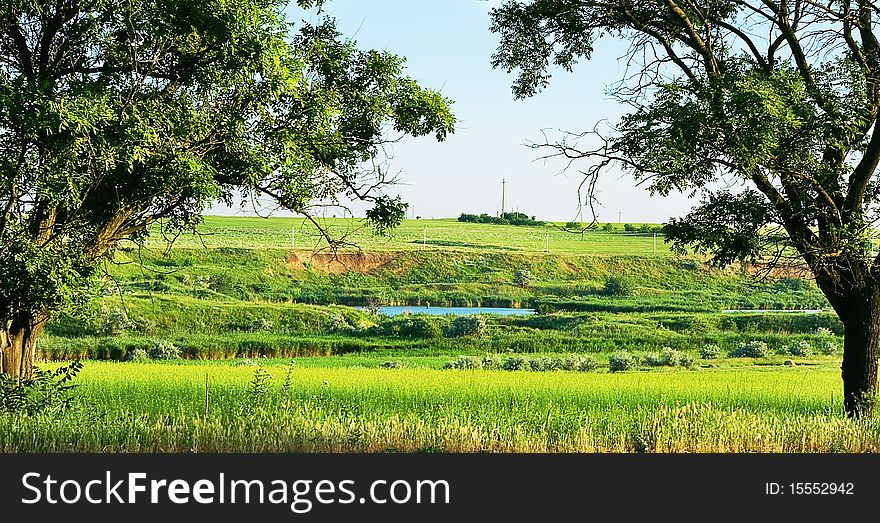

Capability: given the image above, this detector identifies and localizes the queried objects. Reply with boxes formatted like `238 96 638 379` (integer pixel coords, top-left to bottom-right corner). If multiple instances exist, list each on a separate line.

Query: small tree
514 269 532 288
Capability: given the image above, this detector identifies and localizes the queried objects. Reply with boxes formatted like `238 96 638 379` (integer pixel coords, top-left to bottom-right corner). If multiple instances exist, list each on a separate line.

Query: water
354 306 535 317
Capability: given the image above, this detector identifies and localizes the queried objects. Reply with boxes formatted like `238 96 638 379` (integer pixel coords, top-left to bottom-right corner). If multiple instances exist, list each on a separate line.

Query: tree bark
0 314 47 381
838 288 880 417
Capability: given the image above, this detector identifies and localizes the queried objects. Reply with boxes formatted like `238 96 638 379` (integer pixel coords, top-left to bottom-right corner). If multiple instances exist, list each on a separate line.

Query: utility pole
501 178 506 218
545 233 550 253
618 211 622 223
653 233 657 256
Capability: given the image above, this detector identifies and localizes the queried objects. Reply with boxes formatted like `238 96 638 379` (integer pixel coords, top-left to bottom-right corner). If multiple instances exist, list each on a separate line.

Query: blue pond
354 306 534 317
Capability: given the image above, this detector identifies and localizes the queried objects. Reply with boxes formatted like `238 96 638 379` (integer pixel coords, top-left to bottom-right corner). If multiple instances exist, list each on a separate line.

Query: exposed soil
286 251 400 274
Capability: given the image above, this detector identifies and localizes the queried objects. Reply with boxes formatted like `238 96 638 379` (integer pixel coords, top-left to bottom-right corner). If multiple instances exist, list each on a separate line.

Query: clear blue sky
213 0 697 223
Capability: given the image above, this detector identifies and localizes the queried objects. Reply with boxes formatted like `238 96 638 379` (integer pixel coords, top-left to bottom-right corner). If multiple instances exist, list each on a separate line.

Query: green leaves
0 0 455 333
663 190 774 267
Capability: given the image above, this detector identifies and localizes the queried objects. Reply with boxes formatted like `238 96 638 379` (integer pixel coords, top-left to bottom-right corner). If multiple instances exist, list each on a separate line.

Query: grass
145 216 673 255
4 215 857 453
2 360 873 453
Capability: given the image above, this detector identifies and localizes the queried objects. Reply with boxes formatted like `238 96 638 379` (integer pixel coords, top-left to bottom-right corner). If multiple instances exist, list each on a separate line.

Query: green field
145 216 673 255
6 216 867 453
4 360 875 453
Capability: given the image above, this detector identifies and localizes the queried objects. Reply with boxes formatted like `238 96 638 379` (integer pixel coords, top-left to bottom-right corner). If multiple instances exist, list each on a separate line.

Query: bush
0 361 82 416
457 212 544 226
125 348 150 362
700 344 721 360
560 355 598 372
817 339 839 355
513 269 532 289
602 223 614 231
502 356 528 371
816 327 834 337
379 361 403 369
786 339 813 357
445 316 488 338
642 348 692 368
454 356 482 370
729 341 771 358
248 318 275 332
324 314 351 333
98 307 135 336
609 351 638 372
149 341 182 360
528 357 560 372
481 354 503 370
603 275 635 297
375 315 446 338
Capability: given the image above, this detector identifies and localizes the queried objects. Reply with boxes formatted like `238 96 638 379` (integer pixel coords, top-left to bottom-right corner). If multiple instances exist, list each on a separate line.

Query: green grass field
145 216 673 255
5 215 866 453
3 360 873 453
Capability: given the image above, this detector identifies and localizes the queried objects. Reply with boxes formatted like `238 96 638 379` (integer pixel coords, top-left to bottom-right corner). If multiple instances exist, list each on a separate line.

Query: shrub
513 269 532 288
786 339 813 357
379 361 403 369
603 275 635 297
700 344 721 360
642 352 665 367
560 355 598 372
149 341 182 360
602 223 614 231
98 307 135 336
323 314 351 333
445 316 488 338
678 352 695 367
376 315 446 338
816 327 834 337
243 368 272 412
0 361 82 416
454 356 482 370
125 348 150 362
642 348 692 368
481 354 503 370
528 357 560 372
502 356 528 371
609 351 638 372
817 340 839 355
729 341 771 358
248 318 275 332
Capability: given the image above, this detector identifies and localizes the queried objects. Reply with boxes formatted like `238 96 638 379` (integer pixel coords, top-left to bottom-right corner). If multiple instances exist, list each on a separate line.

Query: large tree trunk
0 314 47 381
837 288 880 417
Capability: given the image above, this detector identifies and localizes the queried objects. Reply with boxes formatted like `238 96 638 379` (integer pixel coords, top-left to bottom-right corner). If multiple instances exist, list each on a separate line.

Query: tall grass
1 362 870 453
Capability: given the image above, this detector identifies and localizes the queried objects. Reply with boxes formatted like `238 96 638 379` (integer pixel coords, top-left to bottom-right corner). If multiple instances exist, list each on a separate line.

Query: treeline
458 212 544 226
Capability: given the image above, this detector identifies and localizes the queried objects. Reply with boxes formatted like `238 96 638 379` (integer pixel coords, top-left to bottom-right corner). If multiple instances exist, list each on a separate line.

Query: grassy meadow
3 360 873 453
7 216 872 453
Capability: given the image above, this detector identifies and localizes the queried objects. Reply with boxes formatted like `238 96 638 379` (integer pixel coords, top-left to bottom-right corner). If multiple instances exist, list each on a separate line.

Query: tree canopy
0 0 454 378
491 0 880 415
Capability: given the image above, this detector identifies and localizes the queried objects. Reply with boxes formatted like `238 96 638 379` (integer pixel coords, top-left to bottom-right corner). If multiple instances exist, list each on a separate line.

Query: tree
492 0 880 416
0 0 454 380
